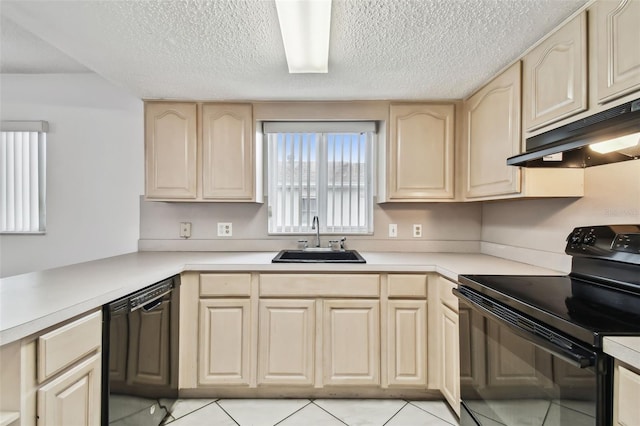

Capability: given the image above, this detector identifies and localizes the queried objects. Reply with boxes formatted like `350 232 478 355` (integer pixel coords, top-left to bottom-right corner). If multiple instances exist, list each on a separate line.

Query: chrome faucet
311 215 320 247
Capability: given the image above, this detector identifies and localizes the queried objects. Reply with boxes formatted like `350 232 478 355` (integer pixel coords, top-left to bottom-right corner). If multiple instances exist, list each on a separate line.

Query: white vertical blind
0 127 46 233
266 126 373 235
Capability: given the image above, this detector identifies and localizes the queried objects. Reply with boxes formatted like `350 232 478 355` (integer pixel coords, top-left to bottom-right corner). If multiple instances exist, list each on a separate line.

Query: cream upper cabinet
198 299 252 386
386 299 427 387
201 103 254 200
613 361 640 426
323 299 380 386
145 102 198 199
386 104 455 201
258 299 315 386
145 102 259 202
465 62 522 199
523 12 588 131
594 0 640 103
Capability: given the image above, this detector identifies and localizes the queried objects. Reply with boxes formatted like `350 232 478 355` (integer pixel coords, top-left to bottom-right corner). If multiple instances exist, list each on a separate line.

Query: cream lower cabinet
613 360 640 426
386 300 427 387
0 310 102 426
323 300 380 386
258 299 315 386
198 298 252 386
37 354 101 426
437 277 460 416
181 272 437 395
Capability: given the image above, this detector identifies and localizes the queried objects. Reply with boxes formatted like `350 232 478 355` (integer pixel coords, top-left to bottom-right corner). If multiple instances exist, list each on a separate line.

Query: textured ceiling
1 0 589 101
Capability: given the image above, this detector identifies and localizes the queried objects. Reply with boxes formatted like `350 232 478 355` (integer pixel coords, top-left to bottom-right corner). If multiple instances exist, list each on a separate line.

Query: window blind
1 121 47 233
266 126 373 235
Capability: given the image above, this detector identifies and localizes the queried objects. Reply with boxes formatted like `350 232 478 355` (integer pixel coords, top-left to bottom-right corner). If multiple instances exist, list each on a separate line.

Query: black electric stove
459 224 640 349
456 224 640 426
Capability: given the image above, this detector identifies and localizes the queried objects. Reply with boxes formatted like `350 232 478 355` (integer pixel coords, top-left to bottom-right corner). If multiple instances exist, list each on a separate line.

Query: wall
0 73 143 277
138 199 482 253
481 160 640 272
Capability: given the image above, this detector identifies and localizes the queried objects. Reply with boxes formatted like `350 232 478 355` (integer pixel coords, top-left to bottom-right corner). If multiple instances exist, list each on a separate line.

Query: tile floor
111 397 459 426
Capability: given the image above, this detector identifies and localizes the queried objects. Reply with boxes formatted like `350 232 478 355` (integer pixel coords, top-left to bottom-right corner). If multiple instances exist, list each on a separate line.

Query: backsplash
138 198 482 252
481 160 640 273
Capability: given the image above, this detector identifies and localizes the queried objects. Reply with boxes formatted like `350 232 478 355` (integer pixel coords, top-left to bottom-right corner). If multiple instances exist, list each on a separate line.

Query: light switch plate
389 224 398 238
217 222 232 237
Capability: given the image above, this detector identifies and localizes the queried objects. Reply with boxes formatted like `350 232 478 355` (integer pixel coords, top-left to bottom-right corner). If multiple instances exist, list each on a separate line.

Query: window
265 122 375 234
0 121 47 233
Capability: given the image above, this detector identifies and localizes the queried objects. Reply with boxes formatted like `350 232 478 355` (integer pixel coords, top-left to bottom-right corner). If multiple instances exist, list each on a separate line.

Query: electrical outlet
217 222 232 237
389 224 398 238
413 224 422 238
180 222 192 239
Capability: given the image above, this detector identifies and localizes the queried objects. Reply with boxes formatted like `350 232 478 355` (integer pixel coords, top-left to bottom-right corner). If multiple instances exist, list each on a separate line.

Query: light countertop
604 336 640 370
0 251 560 346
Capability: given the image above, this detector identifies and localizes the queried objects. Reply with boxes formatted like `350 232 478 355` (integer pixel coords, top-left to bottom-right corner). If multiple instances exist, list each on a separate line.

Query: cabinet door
523 12 588 131
465 62 521 199
201 103 254 200
595 0 640 103
441 304 460 415
127 300 171 386
388 104 454 200
258 299 315 386
145 102 197 199
37 353 101 426
387 300 427 387
614 361 640 426
198 299 251 386
323 300 380 385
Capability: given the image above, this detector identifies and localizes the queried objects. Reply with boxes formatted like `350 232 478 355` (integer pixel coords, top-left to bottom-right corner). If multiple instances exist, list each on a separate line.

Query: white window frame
265 121 375 235
1 121 47 234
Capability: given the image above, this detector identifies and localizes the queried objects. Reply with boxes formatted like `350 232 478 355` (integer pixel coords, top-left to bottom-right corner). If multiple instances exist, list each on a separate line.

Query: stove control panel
613 233 640 254
566 225 640 260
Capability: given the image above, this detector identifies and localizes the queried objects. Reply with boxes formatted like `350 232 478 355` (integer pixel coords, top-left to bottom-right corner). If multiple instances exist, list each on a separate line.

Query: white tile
159 398 217 420
313 399 406 426
217 399 310 426
465 399 550 425
543 403 594 426
277 403 345 426
409 401 458 425
170 402 236 426
386 403 454 426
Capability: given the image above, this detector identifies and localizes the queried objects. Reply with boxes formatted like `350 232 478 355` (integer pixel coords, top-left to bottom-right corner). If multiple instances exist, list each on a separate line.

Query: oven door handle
454 289 595 369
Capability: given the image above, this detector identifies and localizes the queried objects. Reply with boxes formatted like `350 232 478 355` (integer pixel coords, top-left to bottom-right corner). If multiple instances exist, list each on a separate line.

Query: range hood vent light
507 98 640 168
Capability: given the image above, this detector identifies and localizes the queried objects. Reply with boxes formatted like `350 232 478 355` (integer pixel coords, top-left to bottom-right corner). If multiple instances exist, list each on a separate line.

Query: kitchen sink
272 249 366 263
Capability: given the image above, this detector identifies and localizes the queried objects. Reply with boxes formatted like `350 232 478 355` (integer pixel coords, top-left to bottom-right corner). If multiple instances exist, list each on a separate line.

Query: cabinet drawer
387 274 427 298
200 273 252 297
260 274 379 297
38 310 102 383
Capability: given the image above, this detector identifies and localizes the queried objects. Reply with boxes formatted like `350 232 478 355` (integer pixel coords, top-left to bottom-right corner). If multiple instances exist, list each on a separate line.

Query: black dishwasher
102 275 180 426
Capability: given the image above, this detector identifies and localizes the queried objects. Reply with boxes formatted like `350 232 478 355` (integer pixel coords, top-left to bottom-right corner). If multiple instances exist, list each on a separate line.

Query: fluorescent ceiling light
275 0 332 73
589 132 640 154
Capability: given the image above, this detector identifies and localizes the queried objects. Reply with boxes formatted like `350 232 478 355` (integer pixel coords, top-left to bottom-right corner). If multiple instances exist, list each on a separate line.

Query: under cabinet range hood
507 98 640 168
